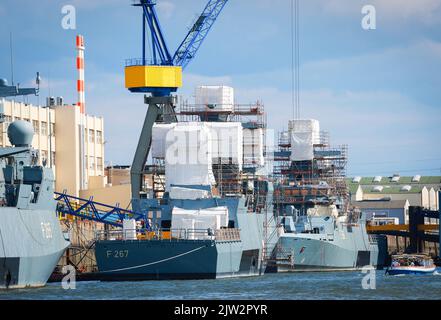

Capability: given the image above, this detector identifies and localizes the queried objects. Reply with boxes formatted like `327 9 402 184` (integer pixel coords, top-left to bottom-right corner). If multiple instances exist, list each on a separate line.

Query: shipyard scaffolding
264 120 350 269
273 129 349 212
146 95 267 200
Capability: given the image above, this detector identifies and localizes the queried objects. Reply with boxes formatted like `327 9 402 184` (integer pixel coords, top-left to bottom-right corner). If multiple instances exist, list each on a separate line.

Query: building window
23 118 30 122
41 122 48 136
97 157 103 173
89 156 95 170
41 150 48 166
50 123 55 136
4 116 12 125
96 130 103 144
89 129 95 143
51 152 56 166
32 120 40 135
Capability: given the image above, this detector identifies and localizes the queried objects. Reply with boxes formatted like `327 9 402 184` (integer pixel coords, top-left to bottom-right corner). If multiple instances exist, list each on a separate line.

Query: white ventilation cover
171 206 229 240
391 175 400 182
353 176 361 183
195 86 234 112
373 176 382 183
401 185 412 192
412 175 421 182
165 122 216 190
122 219 137 240
288 119 321 145
206 122 243 170
372 186 383 192
169 187 210 200
151 123 177 158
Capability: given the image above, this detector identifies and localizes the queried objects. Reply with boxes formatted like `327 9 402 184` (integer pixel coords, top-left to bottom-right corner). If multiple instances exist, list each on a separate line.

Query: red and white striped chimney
76 35 85 114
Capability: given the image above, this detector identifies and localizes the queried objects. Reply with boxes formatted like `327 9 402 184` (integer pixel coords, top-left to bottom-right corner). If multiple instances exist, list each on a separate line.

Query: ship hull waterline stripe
100 245 207 273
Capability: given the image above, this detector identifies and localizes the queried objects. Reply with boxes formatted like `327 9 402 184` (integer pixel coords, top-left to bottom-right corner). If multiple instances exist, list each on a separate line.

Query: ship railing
368 234 382 244
95 228 241 242
341 222 360 227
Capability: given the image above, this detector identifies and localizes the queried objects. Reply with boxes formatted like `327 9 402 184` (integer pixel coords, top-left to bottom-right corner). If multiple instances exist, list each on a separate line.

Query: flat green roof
347 176 441 186
361 185 425 194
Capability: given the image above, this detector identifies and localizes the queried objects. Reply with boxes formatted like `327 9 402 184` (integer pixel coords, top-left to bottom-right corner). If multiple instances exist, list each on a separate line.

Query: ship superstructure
0 121 69 288
94 87 277 280
268 119 387 272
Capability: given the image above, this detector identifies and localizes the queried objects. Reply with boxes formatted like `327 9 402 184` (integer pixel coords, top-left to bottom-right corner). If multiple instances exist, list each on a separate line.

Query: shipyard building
348 175 441 224
0 98 105 197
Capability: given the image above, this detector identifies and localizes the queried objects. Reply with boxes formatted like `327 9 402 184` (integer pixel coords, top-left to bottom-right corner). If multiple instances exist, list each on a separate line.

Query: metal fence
95 228 241 242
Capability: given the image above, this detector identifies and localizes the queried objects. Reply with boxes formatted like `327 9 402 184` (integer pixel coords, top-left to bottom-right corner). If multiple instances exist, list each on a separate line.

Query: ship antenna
10 32 14 86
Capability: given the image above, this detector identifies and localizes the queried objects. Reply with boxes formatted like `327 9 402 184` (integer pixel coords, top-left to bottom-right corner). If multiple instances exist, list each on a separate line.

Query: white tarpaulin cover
154 122 244 170
171 206 229 240
171 218 196 240
195 86 234 112
165 122 216 190
289 119 320 161
207 122 243 170
122 219 137 240
169 186 210 200
152 123 176 158
290 131 314 161
288 119 320 144
243 128 264 166
194 215 221 235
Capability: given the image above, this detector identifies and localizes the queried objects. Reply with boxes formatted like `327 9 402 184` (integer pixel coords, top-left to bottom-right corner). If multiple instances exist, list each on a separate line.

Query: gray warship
0 120 69 289
273 206 387 271
94 98 275 280
269 119 387 272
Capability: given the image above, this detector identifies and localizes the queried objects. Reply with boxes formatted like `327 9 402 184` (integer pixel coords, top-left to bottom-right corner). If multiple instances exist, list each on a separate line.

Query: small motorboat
386 254 436 275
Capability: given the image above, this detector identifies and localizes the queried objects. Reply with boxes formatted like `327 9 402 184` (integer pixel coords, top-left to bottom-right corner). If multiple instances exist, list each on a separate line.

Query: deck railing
95 228 241 242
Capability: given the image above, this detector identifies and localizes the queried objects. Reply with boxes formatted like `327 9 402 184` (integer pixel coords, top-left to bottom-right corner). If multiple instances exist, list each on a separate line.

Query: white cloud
65 0 121 10
322 0 441 25
181 73 233 96
372 0 441 22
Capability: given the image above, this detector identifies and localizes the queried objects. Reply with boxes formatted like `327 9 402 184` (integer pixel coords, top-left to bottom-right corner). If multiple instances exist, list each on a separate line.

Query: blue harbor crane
125 0 229 200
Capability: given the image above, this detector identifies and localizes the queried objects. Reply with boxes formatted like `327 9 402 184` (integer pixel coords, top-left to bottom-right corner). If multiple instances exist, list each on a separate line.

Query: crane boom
137 0 173 65
173 0 229 69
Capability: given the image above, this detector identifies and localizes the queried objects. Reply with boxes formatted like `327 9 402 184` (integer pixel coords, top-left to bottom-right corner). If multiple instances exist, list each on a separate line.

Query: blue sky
1 0 440 177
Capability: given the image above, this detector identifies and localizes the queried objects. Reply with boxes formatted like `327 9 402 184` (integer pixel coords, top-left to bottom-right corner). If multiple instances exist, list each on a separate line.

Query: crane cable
296 0 300 120
291 0 300 120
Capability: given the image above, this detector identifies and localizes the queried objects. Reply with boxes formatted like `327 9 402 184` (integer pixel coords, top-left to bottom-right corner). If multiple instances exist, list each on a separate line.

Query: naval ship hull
272 231 387 273
95 239 261 280
0 208 69 289
95 211 267 280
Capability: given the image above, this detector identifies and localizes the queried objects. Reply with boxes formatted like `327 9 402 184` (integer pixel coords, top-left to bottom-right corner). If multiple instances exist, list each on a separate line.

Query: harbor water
2 270 441 300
